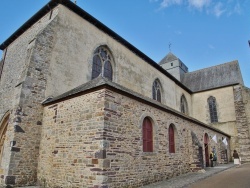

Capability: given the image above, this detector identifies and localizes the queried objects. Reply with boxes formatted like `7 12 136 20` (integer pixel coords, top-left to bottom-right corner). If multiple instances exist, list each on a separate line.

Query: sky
0 0 249 87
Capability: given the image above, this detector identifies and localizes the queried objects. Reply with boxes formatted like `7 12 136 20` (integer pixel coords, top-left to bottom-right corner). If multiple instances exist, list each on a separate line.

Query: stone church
0 0 249 187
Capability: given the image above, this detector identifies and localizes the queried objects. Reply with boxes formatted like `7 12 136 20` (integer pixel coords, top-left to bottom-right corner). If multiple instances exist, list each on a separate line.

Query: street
189 163 250 188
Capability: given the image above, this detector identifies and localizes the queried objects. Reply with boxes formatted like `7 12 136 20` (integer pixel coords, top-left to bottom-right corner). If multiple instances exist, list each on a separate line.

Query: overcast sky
0 0 249 87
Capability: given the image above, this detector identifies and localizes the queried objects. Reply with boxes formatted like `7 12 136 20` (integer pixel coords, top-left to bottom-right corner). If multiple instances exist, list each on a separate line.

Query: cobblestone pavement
12 163 235 188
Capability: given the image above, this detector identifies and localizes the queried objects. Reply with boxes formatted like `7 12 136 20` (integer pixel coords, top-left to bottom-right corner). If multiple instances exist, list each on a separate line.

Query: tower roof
159 52 180 65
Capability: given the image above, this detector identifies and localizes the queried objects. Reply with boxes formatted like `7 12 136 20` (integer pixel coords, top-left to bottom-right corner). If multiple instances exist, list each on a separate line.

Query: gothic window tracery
208 96 218 123
152 79 162 102
91 46 113 81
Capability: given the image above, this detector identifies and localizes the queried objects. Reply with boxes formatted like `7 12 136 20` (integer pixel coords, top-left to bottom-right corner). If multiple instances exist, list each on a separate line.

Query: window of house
91 46 113 81
152 79 162 102
142 117 153 152
208 96 218 123
169 124 175 153
180 94 188 115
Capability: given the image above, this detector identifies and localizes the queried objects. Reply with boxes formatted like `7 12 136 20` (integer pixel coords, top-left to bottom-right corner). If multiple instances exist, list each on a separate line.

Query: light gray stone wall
38 88 230 187
0 7 59 186
45 5 191 113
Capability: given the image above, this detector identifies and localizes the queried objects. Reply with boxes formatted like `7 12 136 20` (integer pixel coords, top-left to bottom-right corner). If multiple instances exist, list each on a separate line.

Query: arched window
152 79 162 102
0 113 9 164
169 124 175 153
208 96 218 123
91 46 113 81
180 94 188 115
142 117 153 152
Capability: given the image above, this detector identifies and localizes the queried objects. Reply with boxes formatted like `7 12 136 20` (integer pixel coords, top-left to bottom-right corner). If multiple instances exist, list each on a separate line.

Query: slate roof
159 52 179 65
182 60 244 92
43 75 161 105
43 76 230 137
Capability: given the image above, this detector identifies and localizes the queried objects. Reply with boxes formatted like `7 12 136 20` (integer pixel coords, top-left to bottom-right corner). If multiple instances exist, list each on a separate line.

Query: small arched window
0 113 9 164
142 117 153 152
169 124 175 153
208 96 218 123
180 94 188 115
152 79 162 102
91 46 113 81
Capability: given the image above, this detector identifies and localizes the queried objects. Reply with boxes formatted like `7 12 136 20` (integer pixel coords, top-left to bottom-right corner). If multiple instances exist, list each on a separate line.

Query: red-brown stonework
38 88 229 187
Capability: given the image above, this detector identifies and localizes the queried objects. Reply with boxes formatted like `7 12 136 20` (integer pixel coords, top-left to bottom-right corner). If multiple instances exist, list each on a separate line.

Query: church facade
0 0 249 187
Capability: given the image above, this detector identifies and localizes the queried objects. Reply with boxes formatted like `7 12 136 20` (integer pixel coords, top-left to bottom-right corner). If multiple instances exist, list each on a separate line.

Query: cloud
151 0 243 17
188 0 211 10
213 2 226 17
160 0 183 8
233 2 242 14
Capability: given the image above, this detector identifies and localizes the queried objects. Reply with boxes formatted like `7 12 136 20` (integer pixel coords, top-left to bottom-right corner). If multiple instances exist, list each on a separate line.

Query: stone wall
234 85 250 162
192 86 237 154
103 89 227 187
243 86 250 138
38 90 106 187
38 87 230 188
0 7 59 186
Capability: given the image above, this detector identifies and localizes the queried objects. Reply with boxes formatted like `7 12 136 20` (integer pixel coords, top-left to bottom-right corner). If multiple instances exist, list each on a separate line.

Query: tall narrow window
152 79 162 102
180 95 188 115
142 117 153 152
91 46 113 81
169 124 175 153
208 96 218 123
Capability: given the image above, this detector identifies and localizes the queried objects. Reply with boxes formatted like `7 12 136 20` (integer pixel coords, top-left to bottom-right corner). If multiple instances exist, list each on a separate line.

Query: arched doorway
0 113 9 167
204 133 209 167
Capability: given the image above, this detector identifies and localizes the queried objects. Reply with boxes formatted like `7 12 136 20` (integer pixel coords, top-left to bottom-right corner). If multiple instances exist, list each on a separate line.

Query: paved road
189 163 250 188
12 163 248 188
143 163 236 188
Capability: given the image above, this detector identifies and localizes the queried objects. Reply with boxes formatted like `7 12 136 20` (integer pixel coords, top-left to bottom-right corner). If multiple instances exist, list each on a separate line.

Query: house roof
43 76 231 137
182 60 244 92
0 0 192 93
